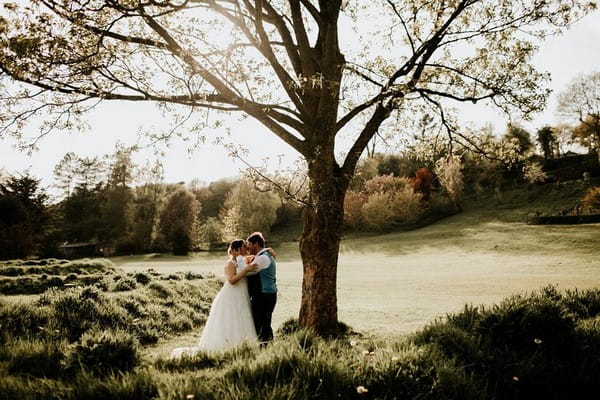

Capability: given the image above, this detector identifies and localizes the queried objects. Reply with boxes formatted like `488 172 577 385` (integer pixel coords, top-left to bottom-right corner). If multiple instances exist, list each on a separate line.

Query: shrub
112 277 137 292
43 287 128 341
361 187 423 231
183 271 203 280
343 190 366 230
435 155 464 209
522 161 548 184
148 281 174 299
0 302 51 343
393 185 423 224
414 286 600 400
133 272 152 285
581 186 600 211
361 192 397 232
412 167 435 200
364 174 411 195
5 338 67 379
67 329 139 376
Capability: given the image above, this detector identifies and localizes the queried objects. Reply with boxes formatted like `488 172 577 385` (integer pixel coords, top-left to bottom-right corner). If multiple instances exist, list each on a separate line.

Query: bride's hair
227 239 245 256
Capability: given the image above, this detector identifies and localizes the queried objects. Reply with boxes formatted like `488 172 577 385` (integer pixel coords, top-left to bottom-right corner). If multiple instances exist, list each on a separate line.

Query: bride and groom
171 232 277 357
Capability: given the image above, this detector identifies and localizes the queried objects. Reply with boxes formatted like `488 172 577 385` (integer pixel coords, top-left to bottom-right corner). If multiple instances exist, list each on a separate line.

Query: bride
171 239 259 358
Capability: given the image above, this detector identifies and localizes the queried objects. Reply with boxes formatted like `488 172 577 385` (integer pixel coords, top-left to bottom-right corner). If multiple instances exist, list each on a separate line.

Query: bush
393 185 423 224
42 287 128 341
343 190 366 230
0 302 51 343
364 174 411 195
361 192 397 232
5 338 67 379
133 272 152 285
67 329 139 376
412 167 435 200
414 286 600 400
147 281 174 299
581 186 600 211
112 277 137 292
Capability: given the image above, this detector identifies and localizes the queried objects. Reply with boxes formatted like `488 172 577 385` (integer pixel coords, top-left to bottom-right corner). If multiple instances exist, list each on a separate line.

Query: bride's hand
244 264 259 274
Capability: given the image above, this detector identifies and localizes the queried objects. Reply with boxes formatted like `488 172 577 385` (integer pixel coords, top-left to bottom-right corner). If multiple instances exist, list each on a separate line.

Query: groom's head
246 232 265 255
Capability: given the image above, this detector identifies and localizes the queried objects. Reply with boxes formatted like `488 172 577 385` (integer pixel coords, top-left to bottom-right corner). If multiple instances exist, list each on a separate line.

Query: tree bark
298 152 348 336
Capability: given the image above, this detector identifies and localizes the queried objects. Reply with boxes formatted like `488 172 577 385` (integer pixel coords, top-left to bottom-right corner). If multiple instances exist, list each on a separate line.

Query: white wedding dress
170 256 257 358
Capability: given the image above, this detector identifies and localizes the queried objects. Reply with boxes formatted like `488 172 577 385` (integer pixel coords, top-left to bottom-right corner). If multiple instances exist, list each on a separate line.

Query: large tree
558 71 600 159
0 0 595 334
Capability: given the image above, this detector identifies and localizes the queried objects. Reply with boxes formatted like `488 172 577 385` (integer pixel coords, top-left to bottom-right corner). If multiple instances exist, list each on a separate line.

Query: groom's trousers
251 292 277 343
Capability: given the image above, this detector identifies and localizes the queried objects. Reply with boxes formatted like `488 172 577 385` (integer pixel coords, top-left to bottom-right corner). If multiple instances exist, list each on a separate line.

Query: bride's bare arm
225 260 258 285
266 247 277 258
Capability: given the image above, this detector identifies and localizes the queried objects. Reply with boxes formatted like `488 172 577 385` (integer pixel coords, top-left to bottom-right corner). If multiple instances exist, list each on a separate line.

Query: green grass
2 286 600 399
1 180 598 399
110 181 600 337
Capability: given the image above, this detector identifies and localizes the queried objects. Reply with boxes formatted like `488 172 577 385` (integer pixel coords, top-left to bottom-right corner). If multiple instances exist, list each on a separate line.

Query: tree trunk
298 157 347 336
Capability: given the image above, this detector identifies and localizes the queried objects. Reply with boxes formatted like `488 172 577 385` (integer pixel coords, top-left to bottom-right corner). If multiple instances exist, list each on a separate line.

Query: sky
1 7 599 194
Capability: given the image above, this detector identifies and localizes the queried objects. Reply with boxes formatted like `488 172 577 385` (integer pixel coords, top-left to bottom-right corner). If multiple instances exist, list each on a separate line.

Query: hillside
268 176 599 244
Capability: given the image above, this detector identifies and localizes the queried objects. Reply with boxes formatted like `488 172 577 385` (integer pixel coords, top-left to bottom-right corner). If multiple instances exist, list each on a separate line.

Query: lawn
2 182 599 399
111 192 600 340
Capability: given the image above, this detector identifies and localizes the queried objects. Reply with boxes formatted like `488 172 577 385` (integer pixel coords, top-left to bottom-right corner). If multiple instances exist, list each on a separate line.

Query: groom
246 232 277 344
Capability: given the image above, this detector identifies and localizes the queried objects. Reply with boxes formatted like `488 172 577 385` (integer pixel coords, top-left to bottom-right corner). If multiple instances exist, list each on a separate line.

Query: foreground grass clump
0 258 117 295
1 278 599 400
152 287 600 400
0 258 213 295
0 258 117 276
413 285 600 400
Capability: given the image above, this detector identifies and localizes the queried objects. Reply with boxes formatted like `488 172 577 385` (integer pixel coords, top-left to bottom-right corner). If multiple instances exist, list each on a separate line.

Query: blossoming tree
0 0 595 335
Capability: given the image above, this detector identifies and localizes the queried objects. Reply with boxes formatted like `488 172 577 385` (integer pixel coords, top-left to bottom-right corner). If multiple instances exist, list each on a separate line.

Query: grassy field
2 181 599 399
112 181 600 342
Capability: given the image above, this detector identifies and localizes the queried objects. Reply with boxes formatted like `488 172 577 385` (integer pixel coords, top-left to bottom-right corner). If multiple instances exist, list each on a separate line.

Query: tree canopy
558 71 600 157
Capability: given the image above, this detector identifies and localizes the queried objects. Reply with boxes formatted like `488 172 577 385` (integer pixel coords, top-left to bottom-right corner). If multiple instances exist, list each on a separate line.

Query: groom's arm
249 255 271 271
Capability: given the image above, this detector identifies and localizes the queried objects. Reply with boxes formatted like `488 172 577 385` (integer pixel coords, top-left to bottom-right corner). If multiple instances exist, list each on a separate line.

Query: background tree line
0 145 294 260
2 113 599 261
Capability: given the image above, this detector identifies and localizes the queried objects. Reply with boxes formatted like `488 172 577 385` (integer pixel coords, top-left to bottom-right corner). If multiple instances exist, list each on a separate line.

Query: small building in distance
57 241 114 258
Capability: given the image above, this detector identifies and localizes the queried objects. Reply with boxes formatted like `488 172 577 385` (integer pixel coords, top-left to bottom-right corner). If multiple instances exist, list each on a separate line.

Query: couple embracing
171 232 277 357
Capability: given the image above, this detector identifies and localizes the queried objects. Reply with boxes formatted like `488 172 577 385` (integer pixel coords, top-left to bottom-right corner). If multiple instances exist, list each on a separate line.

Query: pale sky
1 8 599 194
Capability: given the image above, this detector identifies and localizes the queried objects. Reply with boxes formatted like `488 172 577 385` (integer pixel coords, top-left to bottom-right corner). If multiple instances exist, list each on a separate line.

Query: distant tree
220 180 280 238
536 126 558 159
199 217 224 245
53 152 78 199
131 161 165 253
61 183 105 242
522 161 548 184
505 124 534 154
570 117 600 160
0 194 29 259
75 157 106 193
193 179 237 220
220 204 244 240
558 71 600 160
100 147 136 250
159 187 201 255
435 155 464 211
0 173 49 258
